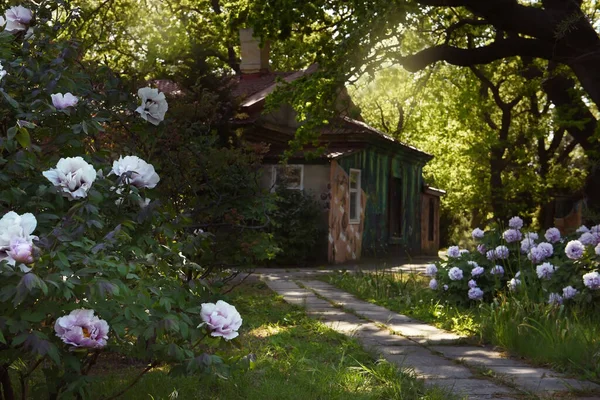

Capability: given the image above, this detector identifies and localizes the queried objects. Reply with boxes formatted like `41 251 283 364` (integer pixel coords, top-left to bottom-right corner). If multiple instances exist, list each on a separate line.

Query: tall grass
326 270 600 382
480 295 600 381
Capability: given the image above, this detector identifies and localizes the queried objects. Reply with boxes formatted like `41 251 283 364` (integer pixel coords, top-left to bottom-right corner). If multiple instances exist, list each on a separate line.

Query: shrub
268 187 327 266
427 216 600 308
0 4 252 398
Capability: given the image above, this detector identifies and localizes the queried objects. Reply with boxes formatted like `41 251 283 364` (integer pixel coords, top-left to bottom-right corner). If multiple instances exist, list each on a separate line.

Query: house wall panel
337 149 424 255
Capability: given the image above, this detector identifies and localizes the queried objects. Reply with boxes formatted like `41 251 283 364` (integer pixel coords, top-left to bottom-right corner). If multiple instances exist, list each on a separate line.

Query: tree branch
398 38 554 72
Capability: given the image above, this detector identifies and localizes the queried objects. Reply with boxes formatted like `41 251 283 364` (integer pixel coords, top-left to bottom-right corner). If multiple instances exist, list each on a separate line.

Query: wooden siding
421 194 440 255
337 148 425 255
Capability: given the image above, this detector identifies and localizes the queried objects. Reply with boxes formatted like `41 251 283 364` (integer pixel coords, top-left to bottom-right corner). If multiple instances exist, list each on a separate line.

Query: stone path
257 271 600 400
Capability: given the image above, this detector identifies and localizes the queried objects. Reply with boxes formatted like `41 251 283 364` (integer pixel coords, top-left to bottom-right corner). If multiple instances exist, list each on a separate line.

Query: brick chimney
239 28 270 78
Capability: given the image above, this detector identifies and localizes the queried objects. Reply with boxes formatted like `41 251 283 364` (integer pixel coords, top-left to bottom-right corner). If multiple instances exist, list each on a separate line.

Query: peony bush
428 216 600 307
0 3 252 399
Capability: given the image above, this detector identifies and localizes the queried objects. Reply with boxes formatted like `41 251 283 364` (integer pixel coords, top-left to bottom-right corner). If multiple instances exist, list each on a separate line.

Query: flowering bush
429 216 600 307
0 3 254 398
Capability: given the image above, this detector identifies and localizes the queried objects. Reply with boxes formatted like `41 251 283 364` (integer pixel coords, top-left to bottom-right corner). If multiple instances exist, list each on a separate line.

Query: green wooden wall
337 148 425 255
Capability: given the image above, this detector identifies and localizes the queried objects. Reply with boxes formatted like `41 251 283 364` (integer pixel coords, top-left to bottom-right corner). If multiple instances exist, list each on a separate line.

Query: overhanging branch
398 38 554 72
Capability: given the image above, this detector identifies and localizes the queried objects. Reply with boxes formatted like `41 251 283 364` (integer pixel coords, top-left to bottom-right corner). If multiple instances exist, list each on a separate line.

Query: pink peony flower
54 309 109 348
0 211 37 266
7 237 33 264
200 300 242 340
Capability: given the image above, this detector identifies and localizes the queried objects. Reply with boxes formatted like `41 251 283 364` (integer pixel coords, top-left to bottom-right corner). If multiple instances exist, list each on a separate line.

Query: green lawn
87 281 455 399
324 269 600 383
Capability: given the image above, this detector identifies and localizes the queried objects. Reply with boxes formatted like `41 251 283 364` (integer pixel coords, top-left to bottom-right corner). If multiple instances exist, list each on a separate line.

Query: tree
247 0 600 219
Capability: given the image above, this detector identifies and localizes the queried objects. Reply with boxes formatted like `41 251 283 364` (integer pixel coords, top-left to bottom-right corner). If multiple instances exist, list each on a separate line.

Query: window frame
271 164 304 191
349 168 362 224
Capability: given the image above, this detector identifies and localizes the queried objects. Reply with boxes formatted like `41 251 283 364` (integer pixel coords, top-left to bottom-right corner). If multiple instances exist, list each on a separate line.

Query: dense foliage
268 187 327 266
0 3 260 398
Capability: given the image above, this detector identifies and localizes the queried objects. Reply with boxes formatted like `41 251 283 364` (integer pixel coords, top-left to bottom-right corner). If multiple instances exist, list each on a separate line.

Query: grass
83 280 455 399
324 269 600 383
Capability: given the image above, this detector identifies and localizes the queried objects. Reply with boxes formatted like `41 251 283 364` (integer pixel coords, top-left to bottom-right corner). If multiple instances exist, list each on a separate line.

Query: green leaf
0 329 6 344
1 89 19 108
15 128 31 148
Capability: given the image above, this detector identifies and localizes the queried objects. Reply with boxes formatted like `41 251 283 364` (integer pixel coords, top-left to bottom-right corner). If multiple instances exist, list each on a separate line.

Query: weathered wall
327 160 366 263
336 148 424 255
421 194 440 255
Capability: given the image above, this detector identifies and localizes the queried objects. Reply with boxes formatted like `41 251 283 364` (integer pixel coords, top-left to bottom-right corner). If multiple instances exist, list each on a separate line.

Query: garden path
254 268 600 400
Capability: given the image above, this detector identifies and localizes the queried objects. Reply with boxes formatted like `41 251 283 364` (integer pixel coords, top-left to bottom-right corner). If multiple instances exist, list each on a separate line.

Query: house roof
236 64 320 108
232 63 432 162
232 71 297 100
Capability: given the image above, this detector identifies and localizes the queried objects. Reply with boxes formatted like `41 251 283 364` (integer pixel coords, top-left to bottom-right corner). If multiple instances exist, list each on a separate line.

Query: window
349 169 361 223
271 164 304 190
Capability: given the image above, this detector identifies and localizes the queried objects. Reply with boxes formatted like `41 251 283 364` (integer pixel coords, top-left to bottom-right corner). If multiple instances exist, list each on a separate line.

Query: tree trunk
490 152 507 223
0 366 14 400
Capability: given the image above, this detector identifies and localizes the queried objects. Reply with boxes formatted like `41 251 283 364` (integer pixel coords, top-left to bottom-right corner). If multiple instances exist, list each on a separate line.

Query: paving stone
359 330 418 347
377 345 437 358
430 346 522 367
510 377 600 393
425 378 516 396
386 351 456 368
410 365 473 379
321 320 364 333
491 366 562 379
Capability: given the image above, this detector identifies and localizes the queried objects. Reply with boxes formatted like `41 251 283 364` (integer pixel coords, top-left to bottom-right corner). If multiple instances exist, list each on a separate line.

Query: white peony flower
471 228 484 239
43 157 97 201
4 5 32 32
51 93 78 110
508 278 521 291
0 62 6 81
425 264 437 277
135 87 168 125
110 155 159 189
508 216 523 230
0 211 37 266
448 267 463 281
583 271 600 290
200 300 242 340
446 246 460 258
562 286 578 299
536 262 555 280
548 293 563 306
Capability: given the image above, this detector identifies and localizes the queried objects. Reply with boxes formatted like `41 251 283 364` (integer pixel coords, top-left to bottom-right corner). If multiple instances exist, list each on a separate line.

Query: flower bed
427 216 600 306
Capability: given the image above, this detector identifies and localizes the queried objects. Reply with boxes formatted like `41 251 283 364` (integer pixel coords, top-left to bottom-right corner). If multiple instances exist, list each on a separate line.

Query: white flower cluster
0 211 37 267
43 155 159 207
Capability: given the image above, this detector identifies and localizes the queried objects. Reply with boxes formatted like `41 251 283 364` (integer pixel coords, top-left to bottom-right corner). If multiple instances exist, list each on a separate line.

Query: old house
233 29 444 263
